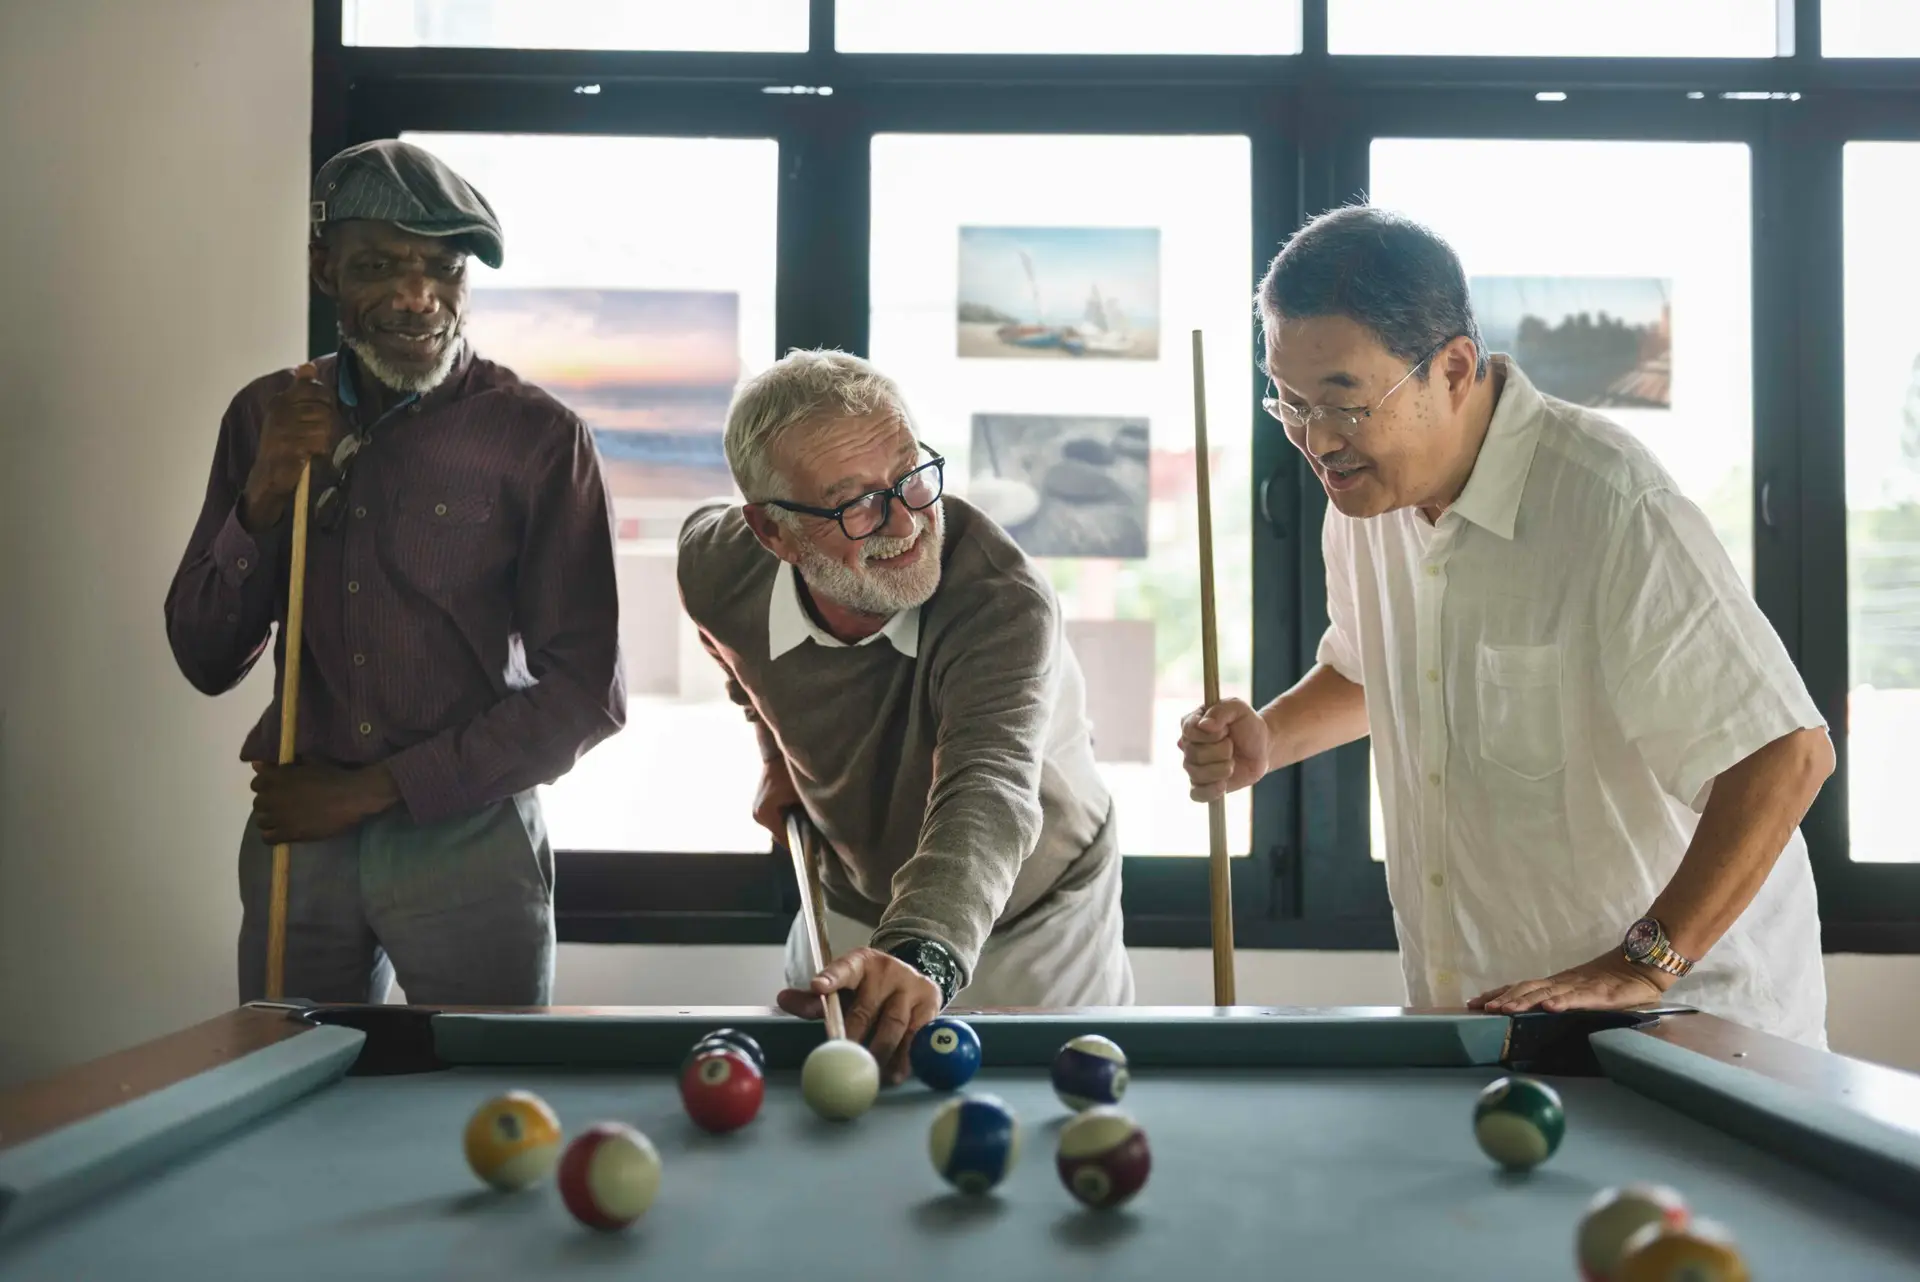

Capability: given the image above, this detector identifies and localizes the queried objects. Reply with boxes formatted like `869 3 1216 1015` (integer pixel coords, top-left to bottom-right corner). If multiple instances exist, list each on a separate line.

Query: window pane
1366 137 1754 858
870 134 1254 857
1826 0 1920 57
838 0 1299 55
1330 0 1778 57
402 132 776 854
1843 142 1920 864
347 0 809 52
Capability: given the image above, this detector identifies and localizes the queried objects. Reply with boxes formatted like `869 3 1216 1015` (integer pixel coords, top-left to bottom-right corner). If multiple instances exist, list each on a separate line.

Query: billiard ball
679 1047 764 1134
685 1027 766 1073
1577 1184 1692 1282
1057 1105 1151 1209
1615 1218 1748 1282
910 1017 982 1091
1472 1075 1565 1170
462 1090 562 1191
801 1039 880 1120
558 1122 663 1232
1052 1034 1129 1111
927 1093 1021 1194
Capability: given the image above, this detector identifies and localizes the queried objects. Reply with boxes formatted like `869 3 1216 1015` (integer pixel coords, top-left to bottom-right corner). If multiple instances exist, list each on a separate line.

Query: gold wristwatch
1623 916 1694 978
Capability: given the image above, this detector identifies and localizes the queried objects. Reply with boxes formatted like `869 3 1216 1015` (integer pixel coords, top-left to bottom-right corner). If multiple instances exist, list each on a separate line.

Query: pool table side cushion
1593 1026 1920 1218
428 1010 1512 1070
0 1024 365 1244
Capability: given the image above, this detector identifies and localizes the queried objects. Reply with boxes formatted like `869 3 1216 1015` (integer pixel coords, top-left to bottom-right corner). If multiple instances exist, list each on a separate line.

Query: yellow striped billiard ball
1615 1219 1749 1282
463 1090 562 1191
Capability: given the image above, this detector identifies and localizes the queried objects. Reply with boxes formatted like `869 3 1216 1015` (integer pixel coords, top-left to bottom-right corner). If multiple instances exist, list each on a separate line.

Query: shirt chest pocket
1476 643 1565 781
388 488 500 593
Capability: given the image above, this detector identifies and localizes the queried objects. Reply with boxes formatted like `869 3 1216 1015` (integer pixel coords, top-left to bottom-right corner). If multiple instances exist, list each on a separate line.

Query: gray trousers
237 791 555 1006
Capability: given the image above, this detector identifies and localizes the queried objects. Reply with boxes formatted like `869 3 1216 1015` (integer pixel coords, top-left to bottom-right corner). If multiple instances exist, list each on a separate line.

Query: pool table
3 1003 1920 1280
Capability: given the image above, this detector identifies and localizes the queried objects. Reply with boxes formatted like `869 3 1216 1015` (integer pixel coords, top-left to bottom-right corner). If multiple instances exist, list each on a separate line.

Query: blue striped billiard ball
928 1094 1021 1195
910 1017 982 1091
1052 1034 1129 1111
683 1028 765 1074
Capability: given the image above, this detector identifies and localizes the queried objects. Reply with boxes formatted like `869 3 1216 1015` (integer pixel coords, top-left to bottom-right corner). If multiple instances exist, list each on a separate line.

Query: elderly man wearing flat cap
166 139 625 1005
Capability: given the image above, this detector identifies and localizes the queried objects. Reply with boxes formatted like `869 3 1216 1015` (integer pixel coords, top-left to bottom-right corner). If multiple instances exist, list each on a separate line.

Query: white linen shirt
1318 357 1829 1047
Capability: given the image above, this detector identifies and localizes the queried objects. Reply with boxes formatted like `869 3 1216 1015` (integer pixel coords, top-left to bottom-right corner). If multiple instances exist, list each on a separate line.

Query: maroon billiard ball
679 1047 764 1134
558 1122 661 1231
1056 1106 1151 1209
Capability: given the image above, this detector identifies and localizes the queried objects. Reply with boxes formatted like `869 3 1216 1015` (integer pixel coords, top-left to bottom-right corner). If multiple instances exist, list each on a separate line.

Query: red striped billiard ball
1056 1106 1151 1209
558 1122 662 1231
679 1047 764 1134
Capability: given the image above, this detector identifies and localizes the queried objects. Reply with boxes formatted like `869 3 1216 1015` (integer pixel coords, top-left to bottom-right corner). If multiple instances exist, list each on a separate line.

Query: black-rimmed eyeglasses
762 452 946 541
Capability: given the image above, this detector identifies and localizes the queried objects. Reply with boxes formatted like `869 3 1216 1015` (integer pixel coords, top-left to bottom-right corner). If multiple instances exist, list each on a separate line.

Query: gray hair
724 349 915 503
1258 204 1488 382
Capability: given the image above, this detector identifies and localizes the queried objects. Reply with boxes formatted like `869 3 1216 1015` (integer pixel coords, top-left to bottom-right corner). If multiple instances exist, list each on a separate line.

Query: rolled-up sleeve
1598 489 1825 811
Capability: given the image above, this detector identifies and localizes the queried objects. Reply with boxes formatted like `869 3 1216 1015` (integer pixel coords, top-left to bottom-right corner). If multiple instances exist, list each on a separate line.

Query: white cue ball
801 1040 880 1121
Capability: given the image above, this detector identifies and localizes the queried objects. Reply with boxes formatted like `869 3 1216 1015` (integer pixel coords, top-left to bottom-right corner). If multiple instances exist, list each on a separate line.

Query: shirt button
358 722 373 736
1426 669 1439 683
408 403 421 415
226 613 238 624
354 506 367 519
1437 970 1457 987
235 557 249 572
347 581 360 594
1428 772 1441 786
434 503 448 516
1430 872 1445 888
353 653 366 666
1425 564 1440 577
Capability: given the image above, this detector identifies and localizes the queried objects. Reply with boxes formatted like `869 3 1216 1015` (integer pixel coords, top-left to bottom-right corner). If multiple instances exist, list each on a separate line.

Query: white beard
341 326 464 395
795 504 944 617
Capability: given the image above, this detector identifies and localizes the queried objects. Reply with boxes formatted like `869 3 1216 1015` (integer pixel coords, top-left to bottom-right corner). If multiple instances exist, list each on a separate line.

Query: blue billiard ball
1051 1034 1129 1111
910 1017 982 1091
927 1093 1021 1195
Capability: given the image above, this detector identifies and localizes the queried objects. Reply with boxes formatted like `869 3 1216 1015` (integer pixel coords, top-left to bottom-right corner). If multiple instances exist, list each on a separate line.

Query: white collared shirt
768 560 921 660
1319 357 1828 1046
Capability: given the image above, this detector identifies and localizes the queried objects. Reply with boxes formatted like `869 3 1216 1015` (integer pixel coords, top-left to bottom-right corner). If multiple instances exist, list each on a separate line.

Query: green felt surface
4 1064 1919 1280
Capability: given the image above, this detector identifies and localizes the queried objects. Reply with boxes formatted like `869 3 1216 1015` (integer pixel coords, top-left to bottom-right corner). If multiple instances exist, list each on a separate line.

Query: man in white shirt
1179 205 1833 1046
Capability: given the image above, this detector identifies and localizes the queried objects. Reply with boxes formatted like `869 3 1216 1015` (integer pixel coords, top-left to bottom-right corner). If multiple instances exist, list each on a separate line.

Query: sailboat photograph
956 225 1161 360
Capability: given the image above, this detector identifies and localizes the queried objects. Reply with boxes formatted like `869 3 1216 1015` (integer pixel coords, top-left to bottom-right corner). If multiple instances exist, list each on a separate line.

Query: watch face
1623 918 1660 961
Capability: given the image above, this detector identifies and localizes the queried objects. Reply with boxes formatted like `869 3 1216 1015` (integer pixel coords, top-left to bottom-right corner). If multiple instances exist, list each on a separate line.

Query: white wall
0 0 312 1084
2 0 1917 1089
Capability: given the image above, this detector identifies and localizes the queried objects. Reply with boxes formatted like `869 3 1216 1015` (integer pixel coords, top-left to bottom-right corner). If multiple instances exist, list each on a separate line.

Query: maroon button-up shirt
165 346 626 825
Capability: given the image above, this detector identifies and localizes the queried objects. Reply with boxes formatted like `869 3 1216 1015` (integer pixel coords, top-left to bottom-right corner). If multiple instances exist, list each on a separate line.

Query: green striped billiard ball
1473 1075 1565 1171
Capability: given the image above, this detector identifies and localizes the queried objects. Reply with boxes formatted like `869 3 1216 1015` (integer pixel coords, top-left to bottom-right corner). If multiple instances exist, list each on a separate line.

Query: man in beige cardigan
678 350 1133 1083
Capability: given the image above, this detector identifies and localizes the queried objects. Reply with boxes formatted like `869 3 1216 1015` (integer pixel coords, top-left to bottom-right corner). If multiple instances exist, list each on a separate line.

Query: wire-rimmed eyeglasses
1261 338 1450 438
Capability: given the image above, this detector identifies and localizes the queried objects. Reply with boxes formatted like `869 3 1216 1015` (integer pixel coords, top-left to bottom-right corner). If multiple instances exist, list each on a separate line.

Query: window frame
314 0 1920 954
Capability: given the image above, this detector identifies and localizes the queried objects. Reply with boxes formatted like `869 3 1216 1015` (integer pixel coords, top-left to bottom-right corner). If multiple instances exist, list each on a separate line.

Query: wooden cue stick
1191 328 1237 1007
264 462 313 1002
785 809 847 1041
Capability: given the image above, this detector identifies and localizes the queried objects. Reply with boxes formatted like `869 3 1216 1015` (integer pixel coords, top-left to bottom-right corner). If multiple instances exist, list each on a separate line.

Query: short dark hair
1257 205 1488 382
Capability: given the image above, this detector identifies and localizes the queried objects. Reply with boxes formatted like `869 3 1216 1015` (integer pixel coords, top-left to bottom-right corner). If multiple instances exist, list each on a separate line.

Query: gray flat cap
310 139 504 269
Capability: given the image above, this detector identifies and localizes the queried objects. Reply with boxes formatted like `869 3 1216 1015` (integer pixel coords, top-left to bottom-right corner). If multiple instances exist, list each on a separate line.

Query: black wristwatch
886 938 963 1006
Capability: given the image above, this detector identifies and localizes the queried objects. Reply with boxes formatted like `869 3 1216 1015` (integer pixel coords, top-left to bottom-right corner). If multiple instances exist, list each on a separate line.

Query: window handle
1260 465 1291 539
